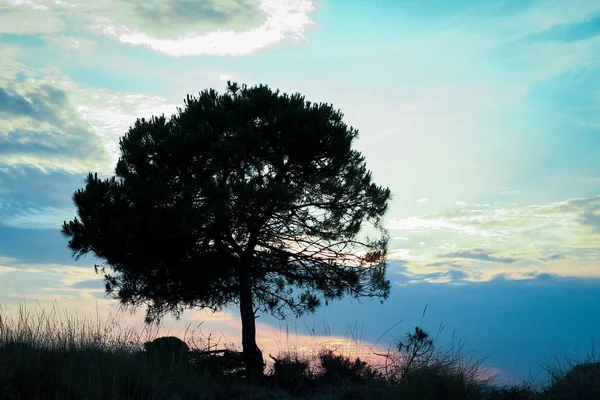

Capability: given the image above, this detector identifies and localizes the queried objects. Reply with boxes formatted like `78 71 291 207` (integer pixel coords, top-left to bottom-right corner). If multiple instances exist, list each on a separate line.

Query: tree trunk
239 267 264 384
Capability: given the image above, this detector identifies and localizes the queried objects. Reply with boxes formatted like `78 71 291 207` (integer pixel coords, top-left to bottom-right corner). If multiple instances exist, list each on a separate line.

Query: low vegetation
0 302 598 399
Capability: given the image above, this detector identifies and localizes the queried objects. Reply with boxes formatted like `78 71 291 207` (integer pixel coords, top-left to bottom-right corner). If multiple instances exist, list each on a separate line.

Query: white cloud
0 0 65 34
113 0 316 56
417 197 428 203
0 55 180 175
388 249 414 260
0 63 112 174
3 0 317 56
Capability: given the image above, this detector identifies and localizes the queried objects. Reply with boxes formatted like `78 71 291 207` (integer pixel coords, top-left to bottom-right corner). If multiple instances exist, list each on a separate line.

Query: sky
1 0 600 386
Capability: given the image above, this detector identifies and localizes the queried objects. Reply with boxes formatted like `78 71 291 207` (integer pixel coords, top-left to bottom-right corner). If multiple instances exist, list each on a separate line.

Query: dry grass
0 301 597 400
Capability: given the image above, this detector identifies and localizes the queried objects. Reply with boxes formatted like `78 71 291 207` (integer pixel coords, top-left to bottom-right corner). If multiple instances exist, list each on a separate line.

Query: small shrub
318 350 382 386
269 353 311 394
335 384 392 400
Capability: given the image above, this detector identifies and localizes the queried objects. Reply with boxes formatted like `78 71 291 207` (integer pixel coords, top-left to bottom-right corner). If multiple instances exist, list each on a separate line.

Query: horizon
2 0 600 386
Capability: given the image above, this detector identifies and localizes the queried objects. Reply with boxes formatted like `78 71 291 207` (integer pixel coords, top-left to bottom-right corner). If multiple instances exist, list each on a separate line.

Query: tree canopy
62 82 392 380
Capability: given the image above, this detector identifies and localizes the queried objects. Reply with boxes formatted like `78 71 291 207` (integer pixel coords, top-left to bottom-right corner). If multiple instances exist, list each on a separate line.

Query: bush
544 361 600 400
374 326 490 400
269 353 311 394
335 384 391 400
394 364 482 400
190 349 246 377
318 350 382 386
484 384 540 400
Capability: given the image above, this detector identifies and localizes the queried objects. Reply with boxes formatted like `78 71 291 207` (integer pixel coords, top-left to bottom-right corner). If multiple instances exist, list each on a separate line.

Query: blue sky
1 0 600 385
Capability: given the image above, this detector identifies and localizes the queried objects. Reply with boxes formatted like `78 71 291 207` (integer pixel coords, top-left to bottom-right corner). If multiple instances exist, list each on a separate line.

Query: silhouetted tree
61 82 392 381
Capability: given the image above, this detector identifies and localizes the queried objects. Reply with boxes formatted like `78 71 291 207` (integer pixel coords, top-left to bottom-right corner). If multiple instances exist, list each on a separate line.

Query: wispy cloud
385 196 600 280
386 216 485 236
0 165 83 204
44 35 97 52
539 253 567 262
73 90 180 172
68 278 105 290
387 195 600 244
439 249 519 264
0 205 75 230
